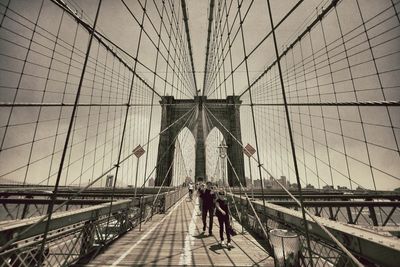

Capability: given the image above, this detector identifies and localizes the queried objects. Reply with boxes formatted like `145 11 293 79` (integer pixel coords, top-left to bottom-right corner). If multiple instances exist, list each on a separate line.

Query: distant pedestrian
188 182 194 200
200 181 216 235
215 190 232 247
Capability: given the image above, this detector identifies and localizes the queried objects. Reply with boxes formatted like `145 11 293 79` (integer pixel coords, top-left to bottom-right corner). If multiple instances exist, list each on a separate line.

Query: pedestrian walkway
85 196 274 266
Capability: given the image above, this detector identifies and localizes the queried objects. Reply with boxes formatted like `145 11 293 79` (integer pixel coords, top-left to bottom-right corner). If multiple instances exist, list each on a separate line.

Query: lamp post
218 140 228 186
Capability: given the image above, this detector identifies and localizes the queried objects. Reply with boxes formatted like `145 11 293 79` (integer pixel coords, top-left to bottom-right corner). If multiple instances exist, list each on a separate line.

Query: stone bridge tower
155 96 245 187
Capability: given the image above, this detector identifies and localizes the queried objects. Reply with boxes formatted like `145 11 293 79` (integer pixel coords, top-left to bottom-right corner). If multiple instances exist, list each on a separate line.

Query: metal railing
228 193 400 267
0 187 175 221
0 188 184 266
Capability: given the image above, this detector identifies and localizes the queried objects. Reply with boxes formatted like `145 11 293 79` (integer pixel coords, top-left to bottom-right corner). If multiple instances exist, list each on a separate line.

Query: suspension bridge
0 0 399 266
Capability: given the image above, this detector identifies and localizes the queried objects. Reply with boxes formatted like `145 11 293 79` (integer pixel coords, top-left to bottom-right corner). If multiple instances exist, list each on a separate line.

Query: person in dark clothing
200 181 216 235
197 183 205 215
215 190 232 247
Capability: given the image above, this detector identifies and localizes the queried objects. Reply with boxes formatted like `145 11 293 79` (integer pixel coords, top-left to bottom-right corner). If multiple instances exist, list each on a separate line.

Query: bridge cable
203 104 363 266
36 0 103 263
134 0 196 97
202 0 215 96
102 0 151 241
52 0 190 99
50 0 167 99
146 109 197 217
143 1 167 188
145 0 194 97
0 104 196 254
235 0 278 259
237 0 400 188
181 0 199 95
138 107 197 191
241 1 400 100
207 0 305 98
121 0 194 97
225 149 363 266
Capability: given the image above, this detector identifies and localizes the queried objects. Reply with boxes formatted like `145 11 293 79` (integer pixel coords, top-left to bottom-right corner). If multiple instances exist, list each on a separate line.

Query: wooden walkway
85 196 274 266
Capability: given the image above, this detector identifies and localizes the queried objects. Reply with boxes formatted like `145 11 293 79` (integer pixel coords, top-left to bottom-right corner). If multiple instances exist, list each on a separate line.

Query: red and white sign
133 145 145 158
243 143 256 157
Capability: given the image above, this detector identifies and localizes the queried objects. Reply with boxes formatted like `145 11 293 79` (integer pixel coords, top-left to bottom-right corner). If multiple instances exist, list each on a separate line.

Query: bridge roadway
84 196 274 266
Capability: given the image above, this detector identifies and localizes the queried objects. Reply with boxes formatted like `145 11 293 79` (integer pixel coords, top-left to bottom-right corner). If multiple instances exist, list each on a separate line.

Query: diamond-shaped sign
244 143 256 157
133 145 145 158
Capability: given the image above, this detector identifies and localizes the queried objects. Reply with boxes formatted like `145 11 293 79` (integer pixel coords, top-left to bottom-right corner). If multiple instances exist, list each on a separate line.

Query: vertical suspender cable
37 0 103 263
235 0 271 247
203 0 216 96
144 1 166 187
181 0 198 95
104 0 148 240
265 0 314 264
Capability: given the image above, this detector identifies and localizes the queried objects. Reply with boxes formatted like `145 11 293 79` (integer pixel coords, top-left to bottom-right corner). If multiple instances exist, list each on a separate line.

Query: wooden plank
86 197 274 266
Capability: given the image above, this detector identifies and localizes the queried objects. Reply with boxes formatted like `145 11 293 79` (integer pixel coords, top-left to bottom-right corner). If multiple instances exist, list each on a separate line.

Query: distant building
270 176 288 190
106 175 113 187
306 184 315 189
148 177 155 187
323 185 334 190
254 179 262 188
265 179 272 189
245 176 252 187
289 183 298 189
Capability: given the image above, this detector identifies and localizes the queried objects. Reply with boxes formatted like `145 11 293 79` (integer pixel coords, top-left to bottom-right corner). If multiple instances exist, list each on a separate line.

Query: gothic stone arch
155 96 245 187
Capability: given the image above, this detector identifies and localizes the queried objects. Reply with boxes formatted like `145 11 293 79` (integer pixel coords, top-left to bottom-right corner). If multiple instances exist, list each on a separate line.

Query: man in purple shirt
199 181 216 235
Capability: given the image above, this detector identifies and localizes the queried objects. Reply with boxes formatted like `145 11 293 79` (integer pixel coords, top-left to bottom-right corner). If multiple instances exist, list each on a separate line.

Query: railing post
80 220 95 257
368 205 379 226
328 207 335 220
344 198 354 224
139 196 143 231
20 196 33 219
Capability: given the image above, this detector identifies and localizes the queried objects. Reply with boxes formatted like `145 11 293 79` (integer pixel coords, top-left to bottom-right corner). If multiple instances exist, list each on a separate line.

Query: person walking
215 190 232 248
188 182 194 200
197 183 205 215
200 181 216 235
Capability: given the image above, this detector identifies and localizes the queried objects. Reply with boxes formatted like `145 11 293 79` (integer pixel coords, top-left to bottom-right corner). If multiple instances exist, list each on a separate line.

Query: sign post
133 145 146 197
133 145 145 231
244 143 256 199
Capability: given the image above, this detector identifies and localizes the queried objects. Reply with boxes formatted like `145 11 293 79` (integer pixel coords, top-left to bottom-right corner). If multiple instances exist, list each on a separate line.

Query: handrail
0 188 184 266
0 198 135 246
231 194 400 267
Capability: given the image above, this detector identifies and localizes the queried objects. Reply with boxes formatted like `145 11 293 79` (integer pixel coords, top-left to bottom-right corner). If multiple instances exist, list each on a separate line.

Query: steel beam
233 195 400 267
0 199 136 246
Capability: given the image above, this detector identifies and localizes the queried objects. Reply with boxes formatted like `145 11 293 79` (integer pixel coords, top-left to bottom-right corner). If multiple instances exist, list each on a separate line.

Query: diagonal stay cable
0 104 196 253
202 109 247 237
238 0 338 99
51 0 166 99
180 0 198 95
225 153 270 241
119 0 193 98
142 107 196 215
138 106 197 191
202 0 216 97
204 103 363 266
207 0 305 97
